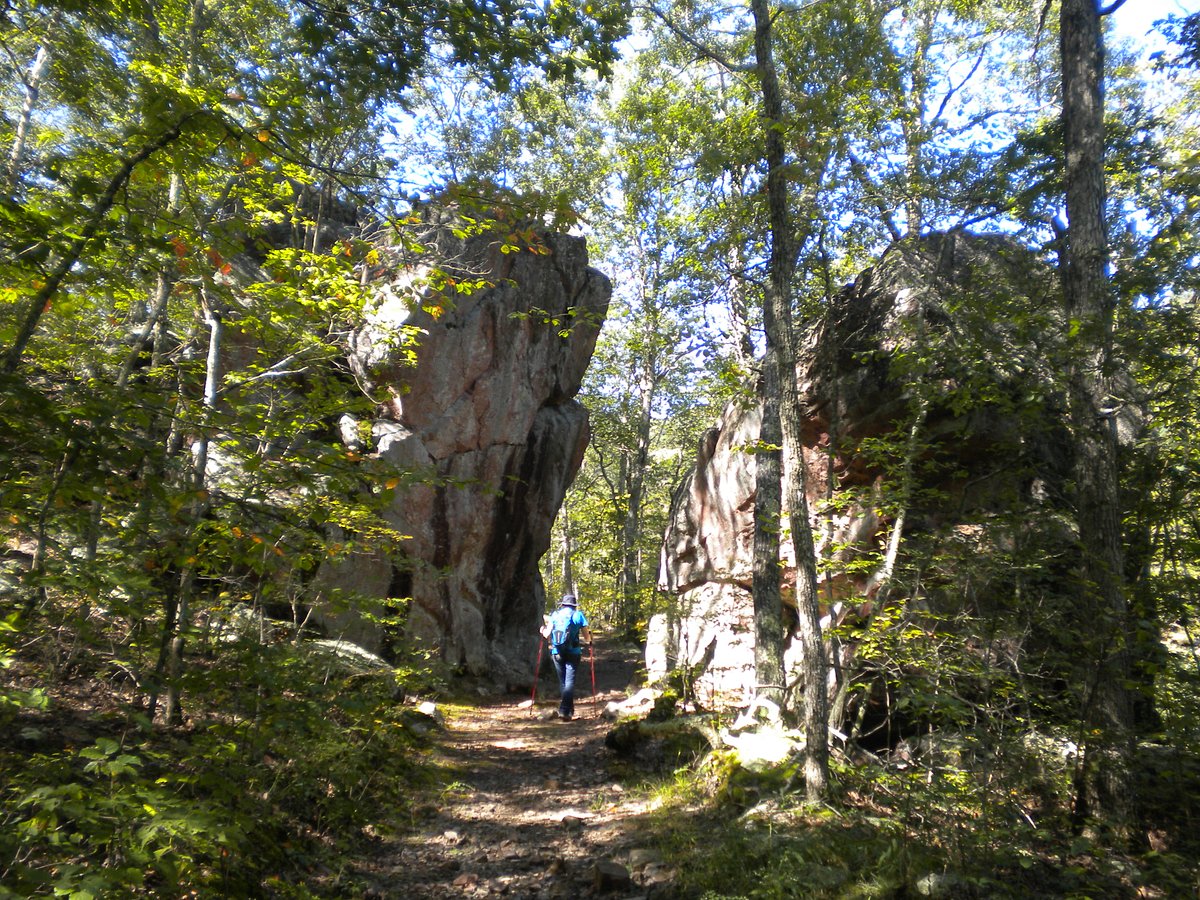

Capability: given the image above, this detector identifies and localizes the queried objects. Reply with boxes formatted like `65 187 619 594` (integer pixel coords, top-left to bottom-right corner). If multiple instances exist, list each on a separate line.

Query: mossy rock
605 715 718 771
647 687 679 722
704 747 798 807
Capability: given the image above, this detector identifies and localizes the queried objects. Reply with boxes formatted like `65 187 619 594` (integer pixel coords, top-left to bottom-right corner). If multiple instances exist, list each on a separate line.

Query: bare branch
639 3 751 73
933 48 985 124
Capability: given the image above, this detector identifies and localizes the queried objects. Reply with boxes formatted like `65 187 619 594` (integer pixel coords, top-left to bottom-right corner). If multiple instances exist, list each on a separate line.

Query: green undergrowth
0 628 445 898
633 741 1200 899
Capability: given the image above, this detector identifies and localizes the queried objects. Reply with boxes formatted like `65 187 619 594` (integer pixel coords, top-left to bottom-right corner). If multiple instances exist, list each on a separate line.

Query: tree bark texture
751 359 787 714
162 301 221 726
560 497 576 598
4 11 61 197
1059 0 1136 840
749 0 830 800
618 340 657 635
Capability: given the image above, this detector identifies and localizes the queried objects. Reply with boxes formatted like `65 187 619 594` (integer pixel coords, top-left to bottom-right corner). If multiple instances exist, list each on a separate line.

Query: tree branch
3 113 200 374
847 149 903 242
933 48 985 124
640 4 751 73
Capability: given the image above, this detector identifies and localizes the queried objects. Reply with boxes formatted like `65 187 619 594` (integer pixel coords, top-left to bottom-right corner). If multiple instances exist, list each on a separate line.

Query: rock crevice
320 227 610 685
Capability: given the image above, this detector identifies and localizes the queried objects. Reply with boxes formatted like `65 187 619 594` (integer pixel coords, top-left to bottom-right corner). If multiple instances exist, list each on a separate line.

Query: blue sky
1111 0 1195 49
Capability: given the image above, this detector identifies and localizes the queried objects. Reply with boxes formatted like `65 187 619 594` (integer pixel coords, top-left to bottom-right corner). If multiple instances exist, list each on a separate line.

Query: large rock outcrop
652 232 1142 704
318 222 610 685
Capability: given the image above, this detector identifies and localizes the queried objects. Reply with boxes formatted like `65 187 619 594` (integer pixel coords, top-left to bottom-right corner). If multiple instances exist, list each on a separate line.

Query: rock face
651 399 764 702
319 223 610 686
652 232 1139 703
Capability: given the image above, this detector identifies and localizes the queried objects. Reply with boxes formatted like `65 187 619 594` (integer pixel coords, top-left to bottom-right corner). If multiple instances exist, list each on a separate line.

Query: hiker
541 593 592 720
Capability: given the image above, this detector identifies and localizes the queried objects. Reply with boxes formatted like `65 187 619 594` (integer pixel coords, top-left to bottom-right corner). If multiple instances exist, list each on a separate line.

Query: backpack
548 607 581 657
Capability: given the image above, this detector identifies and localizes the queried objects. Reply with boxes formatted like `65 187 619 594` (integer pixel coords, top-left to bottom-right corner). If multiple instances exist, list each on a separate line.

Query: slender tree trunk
1 117 194 373
560 497 576 599
543 534 556 599
4 11 60 196
899 7 934 237
751 369 787 714
727 244 757 367
816 229 855 732
22 441 82 617
619 349 656 635
875 395 928 602
162 299 221 725
1059 0 1136 841
875 296 931 602
749 0 830 800
158 0 212 726
782 428 831 800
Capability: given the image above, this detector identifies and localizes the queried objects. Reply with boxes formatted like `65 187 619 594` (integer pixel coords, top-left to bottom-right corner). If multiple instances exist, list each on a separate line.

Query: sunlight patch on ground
491 738 531 750
487 806 591 825
537 808 595 823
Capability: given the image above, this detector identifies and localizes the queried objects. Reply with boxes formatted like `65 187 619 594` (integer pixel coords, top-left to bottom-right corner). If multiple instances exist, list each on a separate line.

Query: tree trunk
560 497 576 599
4 11 60 196
749 0 830 800
727 244 757 367
162 299 221 725
899 6 934 237
618 347 656 635
1059 0 1137 841
159 0 211 726
751 364 787 715
874 395 928 602
1 117 193 373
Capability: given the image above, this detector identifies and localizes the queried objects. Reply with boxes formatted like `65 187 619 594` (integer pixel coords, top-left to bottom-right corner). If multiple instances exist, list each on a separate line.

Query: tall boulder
652 232 1141 704
319 222 610 686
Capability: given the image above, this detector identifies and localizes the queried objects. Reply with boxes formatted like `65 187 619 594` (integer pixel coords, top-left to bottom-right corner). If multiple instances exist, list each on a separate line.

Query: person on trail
541 593 591 721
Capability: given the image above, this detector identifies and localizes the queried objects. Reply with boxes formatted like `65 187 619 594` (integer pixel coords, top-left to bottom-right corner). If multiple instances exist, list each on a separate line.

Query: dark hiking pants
553 653 581 718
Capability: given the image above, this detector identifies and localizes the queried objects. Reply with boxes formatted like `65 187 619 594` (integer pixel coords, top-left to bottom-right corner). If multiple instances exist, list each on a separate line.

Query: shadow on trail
353 634 667 899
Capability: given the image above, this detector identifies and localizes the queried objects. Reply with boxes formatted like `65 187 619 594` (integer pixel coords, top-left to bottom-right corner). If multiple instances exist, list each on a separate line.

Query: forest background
2 0 1200 897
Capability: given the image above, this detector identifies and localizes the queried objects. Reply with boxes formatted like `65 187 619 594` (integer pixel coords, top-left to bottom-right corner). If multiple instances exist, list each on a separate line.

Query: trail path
356 635 675 899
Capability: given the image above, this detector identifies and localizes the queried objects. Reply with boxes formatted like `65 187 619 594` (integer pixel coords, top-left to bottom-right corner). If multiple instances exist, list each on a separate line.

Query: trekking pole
588 642 597 713
530 637 545 716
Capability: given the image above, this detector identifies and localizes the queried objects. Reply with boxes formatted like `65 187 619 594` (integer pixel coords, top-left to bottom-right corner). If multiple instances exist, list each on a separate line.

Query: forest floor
350 634 678 899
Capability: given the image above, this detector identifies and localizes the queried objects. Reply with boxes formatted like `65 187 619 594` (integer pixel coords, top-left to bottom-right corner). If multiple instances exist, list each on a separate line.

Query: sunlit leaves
295 0 629 110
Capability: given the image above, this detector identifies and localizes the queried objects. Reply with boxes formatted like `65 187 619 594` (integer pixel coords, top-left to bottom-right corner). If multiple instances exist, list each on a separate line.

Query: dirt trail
356 635 673 899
